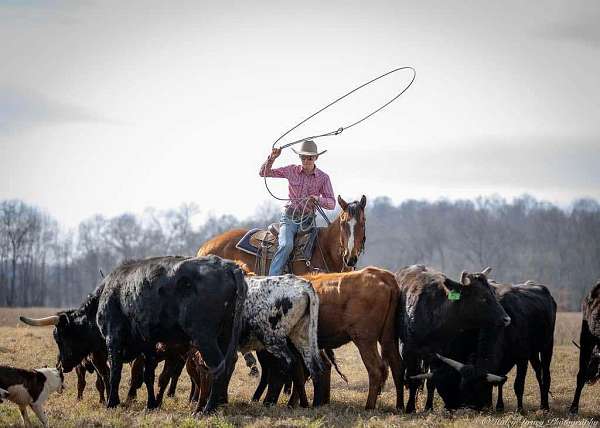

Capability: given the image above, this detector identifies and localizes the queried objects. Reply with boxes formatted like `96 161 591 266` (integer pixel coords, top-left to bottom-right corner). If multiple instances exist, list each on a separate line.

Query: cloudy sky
1 0 599 228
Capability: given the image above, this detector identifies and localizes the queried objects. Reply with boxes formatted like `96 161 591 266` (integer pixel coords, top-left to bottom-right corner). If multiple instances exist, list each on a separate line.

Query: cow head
20 307 100 373
337 195 367 269
446 267 511 328
430 353 506 409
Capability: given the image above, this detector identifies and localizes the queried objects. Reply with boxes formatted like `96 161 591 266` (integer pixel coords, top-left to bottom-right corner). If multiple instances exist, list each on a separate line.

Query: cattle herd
3 250 600 426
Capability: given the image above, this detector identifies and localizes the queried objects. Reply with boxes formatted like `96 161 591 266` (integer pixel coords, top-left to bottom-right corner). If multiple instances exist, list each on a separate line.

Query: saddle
235 223 319 275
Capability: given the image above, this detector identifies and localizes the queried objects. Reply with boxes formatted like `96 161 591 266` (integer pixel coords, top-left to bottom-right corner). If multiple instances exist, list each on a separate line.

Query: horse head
337 195 367 269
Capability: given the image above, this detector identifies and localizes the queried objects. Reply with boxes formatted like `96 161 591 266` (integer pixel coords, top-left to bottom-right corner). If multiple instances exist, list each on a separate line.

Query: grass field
1 309 598 427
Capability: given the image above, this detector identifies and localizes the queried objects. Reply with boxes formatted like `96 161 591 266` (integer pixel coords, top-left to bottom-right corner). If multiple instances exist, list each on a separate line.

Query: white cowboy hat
292 140 327 156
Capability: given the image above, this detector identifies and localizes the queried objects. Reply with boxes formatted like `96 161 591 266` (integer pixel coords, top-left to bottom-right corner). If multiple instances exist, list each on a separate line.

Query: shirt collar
295 165 321 177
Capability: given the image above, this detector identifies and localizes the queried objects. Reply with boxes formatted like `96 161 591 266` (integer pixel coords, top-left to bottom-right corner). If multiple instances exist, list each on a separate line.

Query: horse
197 195 367 275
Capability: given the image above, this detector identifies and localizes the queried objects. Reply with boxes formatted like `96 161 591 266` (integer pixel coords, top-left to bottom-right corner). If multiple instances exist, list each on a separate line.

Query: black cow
424 280 557 412
21 255 247 414
570 281 600 414
395 265 511 413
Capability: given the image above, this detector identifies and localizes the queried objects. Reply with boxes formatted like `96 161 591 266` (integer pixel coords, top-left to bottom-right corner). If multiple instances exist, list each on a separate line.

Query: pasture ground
0 309 598 427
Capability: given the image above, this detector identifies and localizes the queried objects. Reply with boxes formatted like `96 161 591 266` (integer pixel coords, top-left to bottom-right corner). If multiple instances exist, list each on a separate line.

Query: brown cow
253 267 403 410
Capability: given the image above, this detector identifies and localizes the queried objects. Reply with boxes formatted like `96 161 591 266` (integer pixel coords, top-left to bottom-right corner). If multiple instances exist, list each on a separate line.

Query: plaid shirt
259 156 335 213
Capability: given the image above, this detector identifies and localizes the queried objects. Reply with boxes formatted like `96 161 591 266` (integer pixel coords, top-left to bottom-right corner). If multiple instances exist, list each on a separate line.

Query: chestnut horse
197 195 367 274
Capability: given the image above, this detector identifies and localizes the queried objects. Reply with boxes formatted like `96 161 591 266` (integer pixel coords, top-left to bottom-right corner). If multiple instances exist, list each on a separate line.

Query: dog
0 365 65 427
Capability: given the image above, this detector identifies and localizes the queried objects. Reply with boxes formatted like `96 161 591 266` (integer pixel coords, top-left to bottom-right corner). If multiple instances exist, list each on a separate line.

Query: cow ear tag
448 290 461 301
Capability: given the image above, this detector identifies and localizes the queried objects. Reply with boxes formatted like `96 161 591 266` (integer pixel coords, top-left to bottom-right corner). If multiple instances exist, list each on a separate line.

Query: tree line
1 195 599 310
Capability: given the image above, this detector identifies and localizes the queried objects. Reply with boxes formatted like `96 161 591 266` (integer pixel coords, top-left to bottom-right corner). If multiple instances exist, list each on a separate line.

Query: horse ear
337 195 348 210
360 195 367 209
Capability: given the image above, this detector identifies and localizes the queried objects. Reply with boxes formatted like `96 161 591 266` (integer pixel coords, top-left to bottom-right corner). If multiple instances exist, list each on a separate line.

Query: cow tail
224 266 248 374
307 284 325 377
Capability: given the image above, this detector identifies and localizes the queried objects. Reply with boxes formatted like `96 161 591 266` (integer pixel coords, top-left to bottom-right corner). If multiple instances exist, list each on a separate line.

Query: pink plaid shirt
259 157 335 213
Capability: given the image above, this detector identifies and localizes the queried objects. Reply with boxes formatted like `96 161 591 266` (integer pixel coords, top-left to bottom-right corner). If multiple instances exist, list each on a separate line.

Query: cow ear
58 313 70 327
460 271 471 287
359 195 367 209
481 267 492 277
443 278 462 293
338 195 348 211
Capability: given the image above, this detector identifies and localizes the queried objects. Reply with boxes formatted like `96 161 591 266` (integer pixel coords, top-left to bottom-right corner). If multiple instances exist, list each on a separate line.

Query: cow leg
252 350 272 402
312 363 332 407
539 343 553 411
198 369 211 409
424 378 435 411
529 354 544 408
264 373 285 406
570 332 594 414
107 348 124 408
95 371 106 404
167 356 185 397
381 337 404 411
403 352 420 413
191 336 230 414
142 351 160 409
91 351 109 404
496 382 505 411
287 354 309 408
186 354 200 403
355 339 386 410
155 363 169 405
76 364 86 400
127 356 145 401
514 359 528 411
156 357 176 405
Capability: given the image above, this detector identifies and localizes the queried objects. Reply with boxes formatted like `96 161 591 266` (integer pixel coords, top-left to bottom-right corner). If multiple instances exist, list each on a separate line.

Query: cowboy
259 140 335 275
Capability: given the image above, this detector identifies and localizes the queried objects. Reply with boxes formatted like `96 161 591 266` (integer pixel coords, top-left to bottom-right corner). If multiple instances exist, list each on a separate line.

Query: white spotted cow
188 273 324 407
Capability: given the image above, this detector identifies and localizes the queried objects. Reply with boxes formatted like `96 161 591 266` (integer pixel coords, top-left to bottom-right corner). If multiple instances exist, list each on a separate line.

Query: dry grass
1 310 598 427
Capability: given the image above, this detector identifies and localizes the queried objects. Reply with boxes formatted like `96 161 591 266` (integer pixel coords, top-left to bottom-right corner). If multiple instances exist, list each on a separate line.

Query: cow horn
481 267 492 277
410 372 434 380
460 271 471 286
572 340 581 349
436 353 465 371
485 373 506 383
19 315 59 326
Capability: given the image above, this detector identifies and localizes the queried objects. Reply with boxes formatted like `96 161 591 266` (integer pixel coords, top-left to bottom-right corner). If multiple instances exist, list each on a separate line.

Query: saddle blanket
235 227 318 263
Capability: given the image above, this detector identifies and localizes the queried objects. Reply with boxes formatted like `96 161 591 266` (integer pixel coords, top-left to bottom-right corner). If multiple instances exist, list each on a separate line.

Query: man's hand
269 148 282 160
307 195 319 208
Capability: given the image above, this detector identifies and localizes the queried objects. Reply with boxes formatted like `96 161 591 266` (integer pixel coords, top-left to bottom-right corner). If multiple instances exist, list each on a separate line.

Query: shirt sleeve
318 174 336 210
259 156 292 178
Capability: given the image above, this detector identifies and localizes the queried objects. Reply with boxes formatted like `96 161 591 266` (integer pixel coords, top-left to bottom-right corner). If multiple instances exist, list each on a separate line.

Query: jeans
268 212 314 276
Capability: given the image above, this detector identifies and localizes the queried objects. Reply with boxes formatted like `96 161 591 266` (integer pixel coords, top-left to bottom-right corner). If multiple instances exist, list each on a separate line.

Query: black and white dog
0 365 65 427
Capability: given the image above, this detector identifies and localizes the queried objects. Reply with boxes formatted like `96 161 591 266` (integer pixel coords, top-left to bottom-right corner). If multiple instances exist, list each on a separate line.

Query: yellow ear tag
448 290 461 301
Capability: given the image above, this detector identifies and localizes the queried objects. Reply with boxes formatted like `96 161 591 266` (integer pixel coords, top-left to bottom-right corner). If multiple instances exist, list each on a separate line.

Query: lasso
263 66 417 230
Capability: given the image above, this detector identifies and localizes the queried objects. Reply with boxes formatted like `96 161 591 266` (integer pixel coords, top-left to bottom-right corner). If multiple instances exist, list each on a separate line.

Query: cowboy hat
292 140 327 156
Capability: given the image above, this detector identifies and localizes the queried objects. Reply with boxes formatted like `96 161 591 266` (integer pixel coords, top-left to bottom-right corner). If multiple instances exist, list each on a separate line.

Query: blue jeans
268 213 314 275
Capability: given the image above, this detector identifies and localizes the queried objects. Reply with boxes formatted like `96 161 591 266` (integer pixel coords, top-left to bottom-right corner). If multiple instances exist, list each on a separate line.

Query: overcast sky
1 0 599 228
